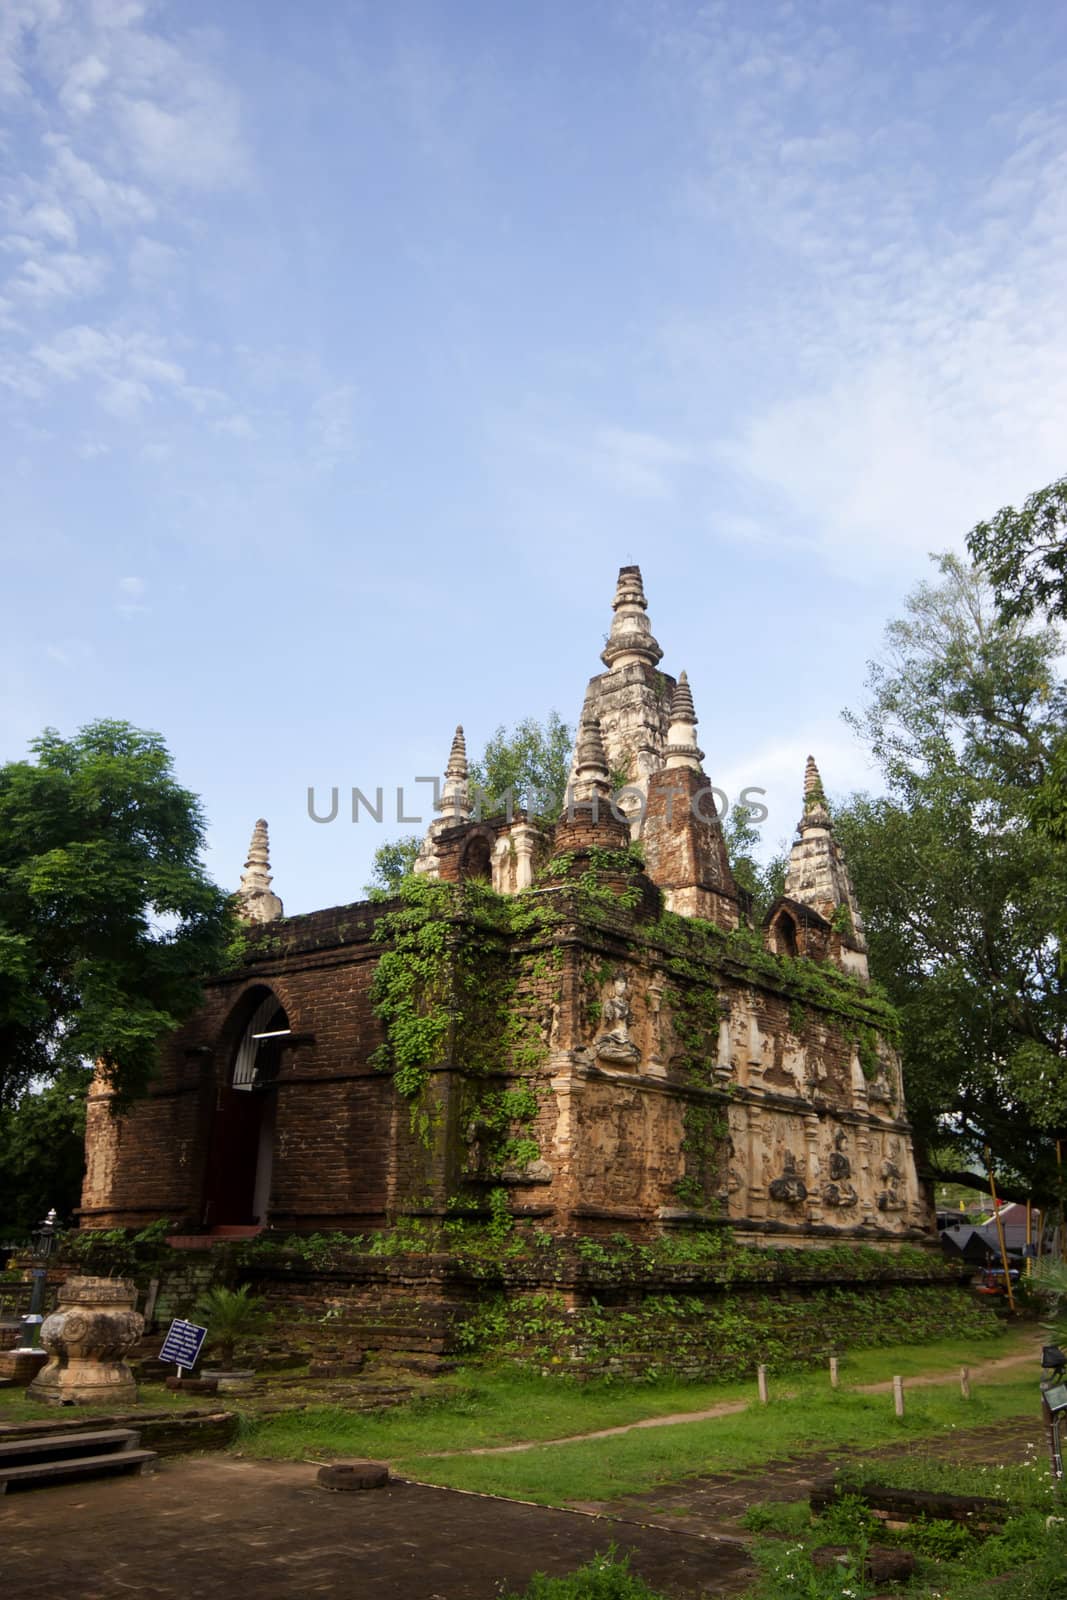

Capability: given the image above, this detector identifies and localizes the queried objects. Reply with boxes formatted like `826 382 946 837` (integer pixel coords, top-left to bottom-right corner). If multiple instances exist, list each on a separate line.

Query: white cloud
8 249 106 301
28 322 189 424
58 53 109 117
47 140 156 225
310 384 359 465
640 3 1067 580
116 89 247 190
100 375 151 417
128 233 179 286
19 201 77 244
116 572 148 613
214 412 255 439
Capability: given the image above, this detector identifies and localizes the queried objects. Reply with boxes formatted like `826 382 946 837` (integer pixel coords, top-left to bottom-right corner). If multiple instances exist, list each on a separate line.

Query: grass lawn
237 1326 1041 1506
0 1382 205 1423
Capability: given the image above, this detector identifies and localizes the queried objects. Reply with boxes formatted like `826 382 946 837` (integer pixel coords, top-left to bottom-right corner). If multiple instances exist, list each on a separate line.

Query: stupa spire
573 710 611 801
238 818 283 923
600 564 663 670
783 757 868 973
664 670 704 771
438 724 471 820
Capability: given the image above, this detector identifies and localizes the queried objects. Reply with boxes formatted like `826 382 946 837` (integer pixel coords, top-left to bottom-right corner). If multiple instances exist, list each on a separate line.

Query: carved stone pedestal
27 1276 143 1406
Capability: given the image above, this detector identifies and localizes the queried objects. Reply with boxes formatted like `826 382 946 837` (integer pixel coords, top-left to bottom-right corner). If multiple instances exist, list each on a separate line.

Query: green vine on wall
370 876 562 1167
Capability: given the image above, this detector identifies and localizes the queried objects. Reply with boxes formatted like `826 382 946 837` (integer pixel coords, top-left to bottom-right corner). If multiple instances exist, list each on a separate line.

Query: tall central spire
600 564 663 670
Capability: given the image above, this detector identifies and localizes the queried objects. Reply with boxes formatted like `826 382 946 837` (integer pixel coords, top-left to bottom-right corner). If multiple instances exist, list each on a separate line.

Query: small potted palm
195 1284 273 1395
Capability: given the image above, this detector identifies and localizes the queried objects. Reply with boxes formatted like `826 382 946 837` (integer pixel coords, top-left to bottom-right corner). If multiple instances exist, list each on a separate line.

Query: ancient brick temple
80 567 930 1246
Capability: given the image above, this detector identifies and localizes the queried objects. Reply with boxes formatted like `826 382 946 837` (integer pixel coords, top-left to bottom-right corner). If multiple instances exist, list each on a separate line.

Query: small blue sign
159 1318 207 1370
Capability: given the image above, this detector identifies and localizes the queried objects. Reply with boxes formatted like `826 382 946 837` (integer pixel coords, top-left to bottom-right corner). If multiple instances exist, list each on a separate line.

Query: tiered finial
799 754 831 830
238 819 283 923
664 670 704 771
572 710 612 801
600 564 663 670
438 724 471 820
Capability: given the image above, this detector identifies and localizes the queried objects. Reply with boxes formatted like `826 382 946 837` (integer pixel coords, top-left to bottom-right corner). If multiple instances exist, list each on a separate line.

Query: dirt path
854 1342 1040 1393
429 1337 1042 1459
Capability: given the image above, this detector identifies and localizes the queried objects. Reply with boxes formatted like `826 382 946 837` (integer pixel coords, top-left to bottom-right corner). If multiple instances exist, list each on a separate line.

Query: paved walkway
0 1455 754 1600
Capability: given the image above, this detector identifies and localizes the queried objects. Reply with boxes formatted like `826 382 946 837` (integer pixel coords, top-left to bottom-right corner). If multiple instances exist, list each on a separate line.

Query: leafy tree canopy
469 711 574 822
363 835 421 899
723 803 787 921
837 554 1067 1203
967 473 1067 623
0 720 236 1109
0 1064 90 1237
967 473 1067 848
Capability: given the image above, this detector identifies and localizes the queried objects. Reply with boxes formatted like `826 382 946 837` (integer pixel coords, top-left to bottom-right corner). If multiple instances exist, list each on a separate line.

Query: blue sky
3 1 1066 913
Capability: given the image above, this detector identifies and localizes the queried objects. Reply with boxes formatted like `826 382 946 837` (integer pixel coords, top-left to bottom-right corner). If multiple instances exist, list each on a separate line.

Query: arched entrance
202 989 288 1229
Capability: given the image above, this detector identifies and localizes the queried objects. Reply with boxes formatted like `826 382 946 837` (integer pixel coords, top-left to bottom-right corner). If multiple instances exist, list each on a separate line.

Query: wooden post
1058 1141 1066 1260
893 1375 904 1417
757 1364 769 1404
985 1146 1016 1311
1025 1201 1033 1278
960 1366 971 1400
829 1356 839 1390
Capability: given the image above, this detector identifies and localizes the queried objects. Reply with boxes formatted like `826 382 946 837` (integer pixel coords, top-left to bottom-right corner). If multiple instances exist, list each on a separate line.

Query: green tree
837 554 1067 1202
723 803 786 920
0 720 236 1109
469 711 574 822
968 473 1067 847
967 473 1067 622
363 836 421 899
0 1064 91 1236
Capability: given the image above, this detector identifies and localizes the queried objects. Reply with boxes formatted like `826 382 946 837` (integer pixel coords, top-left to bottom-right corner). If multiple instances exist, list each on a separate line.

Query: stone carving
768 1149 808 1205
28 1276 143 1405
866 1047 897 1108
718 1136 744 1199
595 972 641 1067
822 1135 859 1207
828 1129 852 1182
540 1001 561 1052
877 1139 907 1211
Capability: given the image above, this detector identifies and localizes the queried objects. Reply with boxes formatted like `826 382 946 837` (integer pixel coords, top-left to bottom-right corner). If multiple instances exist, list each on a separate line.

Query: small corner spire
665 669 704 771
600 563 663 670
238 818 283 923
446 724 468 779
438 723 471 820
573 710 611 800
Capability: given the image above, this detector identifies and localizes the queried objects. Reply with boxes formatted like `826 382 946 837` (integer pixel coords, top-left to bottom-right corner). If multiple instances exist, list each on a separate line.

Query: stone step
0 1447 157 1493
0 1428 140 1468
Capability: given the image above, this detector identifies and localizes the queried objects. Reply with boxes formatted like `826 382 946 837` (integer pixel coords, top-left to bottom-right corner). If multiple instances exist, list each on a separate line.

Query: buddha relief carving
595 971 641 1067
768 1148 808 1205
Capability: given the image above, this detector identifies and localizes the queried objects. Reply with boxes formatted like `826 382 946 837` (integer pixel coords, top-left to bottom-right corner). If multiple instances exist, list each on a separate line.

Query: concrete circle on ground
317 1460 390 1491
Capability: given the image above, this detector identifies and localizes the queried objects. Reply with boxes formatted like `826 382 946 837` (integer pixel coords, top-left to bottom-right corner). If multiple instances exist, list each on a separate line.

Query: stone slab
0 1455 755 1598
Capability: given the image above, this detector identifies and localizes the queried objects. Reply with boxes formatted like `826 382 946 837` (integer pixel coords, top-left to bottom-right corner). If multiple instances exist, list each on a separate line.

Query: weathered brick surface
81 904 410 1232
82 875 928 1247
